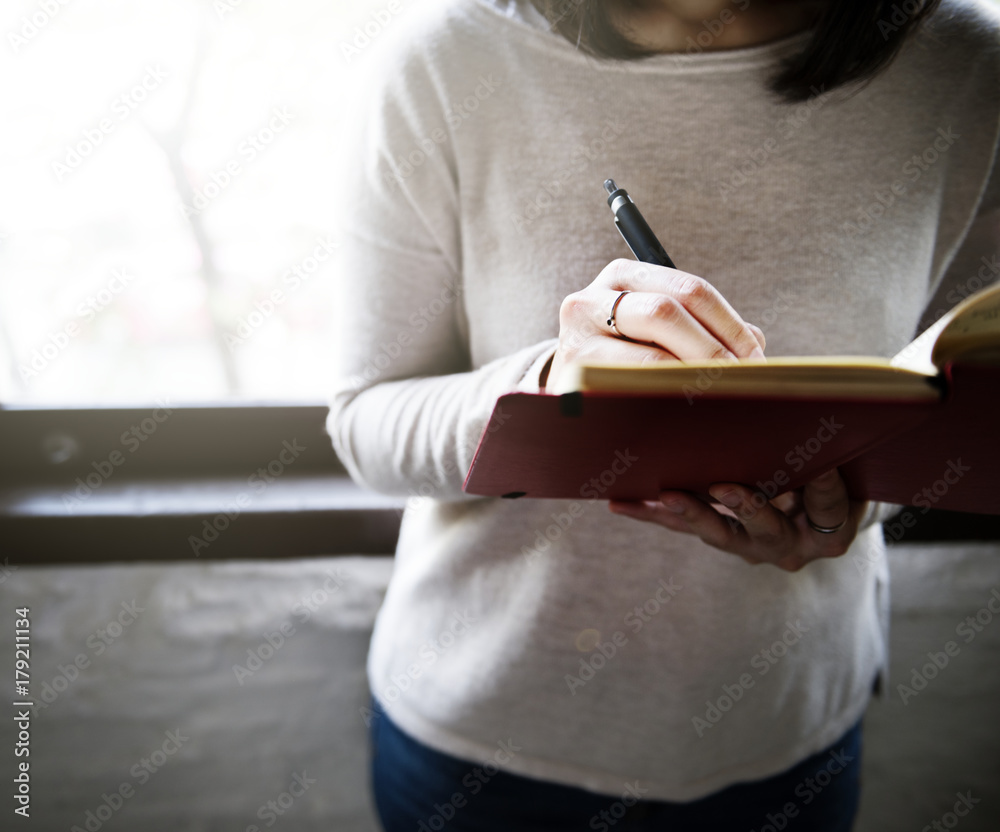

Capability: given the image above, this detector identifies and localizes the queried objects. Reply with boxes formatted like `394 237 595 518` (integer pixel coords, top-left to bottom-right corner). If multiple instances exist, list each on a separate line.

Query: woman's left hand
608 468 867 572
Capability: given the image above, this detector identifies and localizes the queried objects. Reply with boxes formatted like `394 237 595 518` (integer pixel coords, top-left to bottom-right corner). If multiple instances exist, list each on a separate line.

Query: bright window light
0 0 412 404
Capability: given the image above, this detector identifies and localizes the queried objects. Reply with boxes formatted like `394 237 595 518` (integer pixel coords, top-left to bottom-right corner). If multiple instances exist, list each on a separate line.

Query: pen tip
604 179 617 195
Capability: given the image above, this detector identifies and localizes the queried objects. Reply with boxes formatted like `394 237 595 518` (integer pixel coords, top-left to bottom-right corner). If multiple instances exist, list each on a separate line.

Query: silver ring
806 515 847 534
607 290 630 338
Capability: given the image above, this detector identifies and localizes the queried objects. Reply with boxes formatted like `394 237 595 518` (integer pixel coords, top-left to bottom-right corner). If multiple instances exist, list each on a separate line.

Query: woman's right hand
544 259 767 391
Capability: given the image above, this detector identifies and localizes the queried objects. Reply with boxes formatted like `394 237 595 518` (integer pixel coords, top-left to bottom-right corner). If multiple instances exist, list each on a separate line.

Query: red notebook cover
463 362 1000 515
839 363 1000 514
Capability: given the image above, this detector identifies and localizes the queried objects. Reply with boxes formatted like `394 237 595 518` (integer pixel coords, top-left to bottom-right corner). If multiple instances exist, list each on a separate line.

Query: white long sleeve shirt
327 0 1000 800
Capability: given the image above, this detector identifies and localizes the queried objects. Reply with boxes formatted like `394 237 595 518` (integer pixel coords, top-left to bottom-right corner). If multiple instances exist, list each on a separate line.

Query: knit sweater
327 0 1000 800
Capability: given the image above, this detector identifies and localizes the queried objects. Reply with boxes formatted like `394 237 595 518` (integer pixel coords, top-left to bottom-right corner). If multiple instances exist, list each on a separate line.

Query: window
0 0 415 559
0 0 410 404
1 0 996 559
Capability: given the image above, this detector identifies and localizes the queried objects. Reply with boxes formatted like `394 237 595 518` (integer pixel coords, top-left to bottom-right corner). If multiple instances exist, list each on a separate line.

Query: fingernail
715 490 741 508
663 498 686 514
750 347 766 360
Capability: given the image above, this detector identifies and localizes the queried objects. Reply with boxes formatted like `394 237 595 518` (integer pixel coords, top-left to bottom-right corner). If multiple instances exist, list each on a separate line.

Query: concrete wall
856 544 1000 832
1 544 998 831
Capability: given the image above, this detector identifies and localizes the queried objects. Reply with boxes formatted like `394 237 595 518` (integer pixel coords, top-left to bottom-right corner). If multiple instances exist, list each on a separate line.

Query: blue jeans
369 697 862 832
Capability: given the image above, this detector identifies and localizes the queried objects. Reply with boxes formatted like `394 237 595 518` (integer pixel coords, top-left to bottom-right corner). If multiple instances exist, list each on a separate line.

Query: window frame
0 403 403 563
2 403 998 564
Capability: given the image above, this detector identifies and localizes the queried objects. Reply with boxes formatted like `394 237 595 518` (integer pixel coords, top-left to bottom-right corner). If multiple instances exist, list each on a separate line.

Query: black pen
603 179 676 269
604 178 766 366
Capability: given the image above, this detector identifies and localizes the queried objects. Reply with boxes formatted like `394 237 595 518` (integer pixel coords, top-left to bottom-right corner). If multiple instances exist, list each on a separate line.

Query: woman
328 0 1000 828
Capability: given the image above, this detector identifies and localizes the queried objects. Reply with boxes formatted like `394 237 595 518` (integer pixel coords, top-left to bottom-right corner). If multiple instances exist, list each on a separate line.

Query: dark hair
530 0 943 101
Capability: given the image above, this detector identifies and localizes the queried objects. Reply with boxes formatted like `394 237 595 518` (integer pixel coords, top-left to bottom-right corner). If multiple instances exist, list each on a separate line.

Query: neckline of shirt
471 0 816 75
